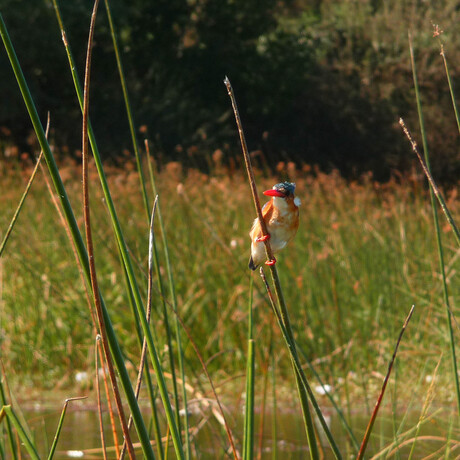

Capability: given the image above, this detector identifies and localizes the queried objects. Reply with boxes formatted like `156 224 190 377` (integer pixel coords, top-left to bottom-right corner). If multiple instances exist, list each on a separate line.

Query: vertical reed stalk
270 352 277 460
224 76 320 460
95 337 109 460
120 197 159 460
80 2 135 457
145 139 191 457
243 278 255 460
103 0 150 220
407 355 442 460
437 42 460 135
40 153 121 458
257 319 273 460
407 37 460 414
296 346 359 452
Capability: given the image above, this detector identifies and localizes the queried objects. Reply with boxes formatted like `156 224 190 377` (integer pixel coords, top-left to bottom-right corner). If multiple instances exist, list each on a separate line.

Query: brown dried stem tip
224 76 275 264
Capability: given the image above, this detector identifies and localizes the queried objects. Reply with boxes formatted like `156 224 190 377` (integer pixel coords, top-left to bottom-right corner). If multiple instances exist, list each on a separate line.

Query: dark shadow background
1 0 459 182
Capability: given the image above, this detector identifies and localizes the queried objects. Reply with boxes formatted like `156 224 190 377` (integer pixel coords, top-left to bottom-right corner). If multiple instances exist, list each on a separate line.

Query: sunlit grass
1 160 458 407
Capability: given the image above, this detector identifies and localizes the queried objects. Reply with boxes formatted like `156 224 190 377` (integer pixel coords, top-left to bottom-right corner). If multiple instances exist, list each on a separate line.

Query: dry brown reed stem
95 336 108 460
80 1 135 458
223 77 274 263
225 76 321 460
41 163 121 454
40 116 118 450
119 196 158 460
357 304 415 460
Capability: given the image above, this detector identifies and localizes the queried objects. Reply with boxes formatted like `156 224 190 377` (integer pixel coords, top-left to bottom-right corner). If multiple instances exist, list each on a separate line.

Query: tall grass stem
0 406 40 460
0 368 17 460
120 196 159 460
243 278 255 460
95 337 109 460
407 36 460 414
270 352 277 460
438 43 460 135
47 397 88 460
145 139 191 457
80 3 135 457
356 305 415 460
103 0 150 220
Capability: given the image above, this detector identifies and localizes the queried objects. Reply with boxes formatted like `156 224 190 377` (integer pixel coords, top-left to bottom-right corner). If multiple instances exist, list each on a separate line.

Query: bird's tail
248 256 258 271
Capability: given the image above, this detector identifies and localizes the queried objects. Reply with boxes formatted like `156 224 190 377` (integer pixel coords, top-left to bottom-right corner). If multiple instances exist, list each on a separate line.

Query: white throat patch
294 197 301 207
273 196 289 213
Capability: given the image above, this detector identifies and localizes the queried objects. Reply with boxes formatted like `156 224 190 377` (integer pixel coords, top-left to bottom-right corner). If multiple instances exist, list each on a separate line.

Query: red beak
263 189 286 197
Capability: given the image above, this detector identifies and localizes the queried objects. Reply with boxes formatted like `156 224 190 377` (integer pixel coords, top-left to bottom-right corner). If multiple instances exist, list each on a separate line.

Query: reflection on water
21 401 456 459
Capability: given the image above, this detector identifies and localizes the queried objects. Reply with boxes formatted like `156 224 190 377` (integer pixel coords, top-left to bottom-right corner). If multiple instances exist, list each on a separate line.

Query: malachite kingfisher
248 182 300 270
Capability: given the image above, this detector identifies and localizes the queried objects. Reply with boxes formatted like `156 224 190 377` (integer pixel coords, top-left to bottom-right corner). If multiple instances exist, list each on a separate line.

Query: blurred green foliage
1 0 460 181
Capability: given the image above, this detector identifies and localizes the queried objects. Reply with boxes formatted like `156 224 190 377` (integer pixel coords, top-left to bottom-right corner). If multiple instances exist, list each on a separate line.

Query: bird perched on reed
248 182 300 270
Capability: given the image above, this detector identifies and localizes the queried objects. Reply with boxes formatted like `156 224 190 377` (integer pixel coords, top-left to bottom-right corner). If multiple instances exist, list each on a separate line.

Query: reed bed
1 4 460 457
1 161 458 400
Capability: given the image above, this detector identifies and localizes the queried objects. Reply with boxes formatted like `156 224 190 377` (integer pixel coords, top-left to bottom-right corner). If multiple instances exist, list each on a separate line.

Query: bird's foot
265 257 276 266
256 234 270 242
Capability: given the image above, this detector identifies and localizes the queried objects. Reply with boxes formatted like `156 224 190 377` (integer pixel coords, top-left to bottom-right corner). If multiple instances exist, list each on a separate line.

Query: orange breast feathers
250 196 299 258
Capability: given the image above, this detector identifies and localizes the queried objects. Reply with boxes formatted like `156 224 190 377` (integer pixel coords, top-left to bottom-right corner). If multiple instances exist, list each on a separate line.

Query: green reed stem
48 397 87 460
0 13 158 459
296 345 359 452
145 141 191 457
0 406 39 460
103 0 150 220
243 278 255 460
259 269 342 459
409 38 460 415
224 76 321 460
49 3 184 456
120 252 164 459
148 223 182 436
133 181 182 443
270 351 277 460
0 374 17 460
120 197 161 460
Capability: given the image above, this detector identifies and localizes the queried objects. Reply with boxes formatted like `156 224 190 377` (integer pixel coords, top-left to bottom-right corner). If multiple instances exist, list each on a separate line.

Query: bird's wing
250 200 274 240
262 199 274 219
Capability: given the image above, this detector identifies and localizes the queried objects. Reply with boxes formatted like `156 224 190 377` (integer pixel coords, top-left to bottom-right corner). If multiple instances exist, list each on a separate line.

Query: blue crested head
273 182 296 196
